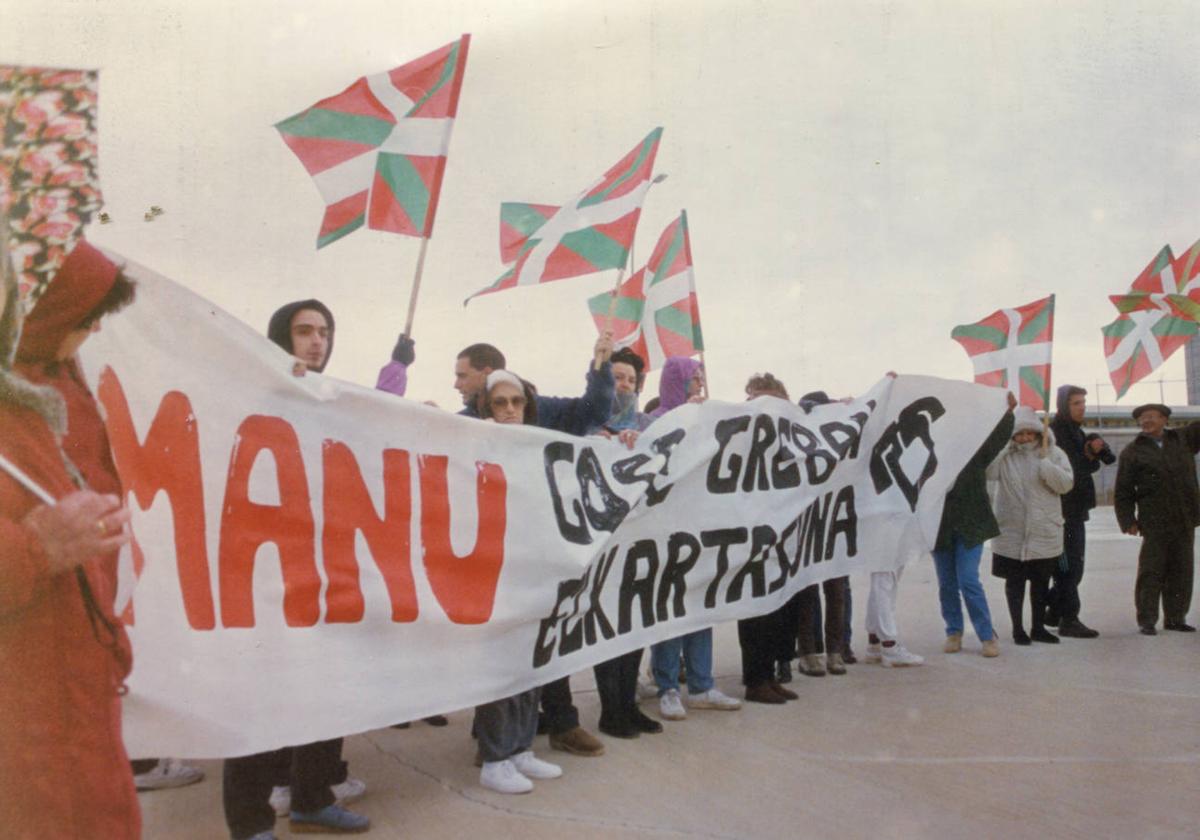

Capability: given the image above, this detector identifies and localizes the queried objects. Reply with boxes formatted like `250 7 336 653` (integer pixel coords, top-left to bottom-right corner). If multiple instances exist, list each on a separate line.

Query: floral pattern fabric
0 66 102 312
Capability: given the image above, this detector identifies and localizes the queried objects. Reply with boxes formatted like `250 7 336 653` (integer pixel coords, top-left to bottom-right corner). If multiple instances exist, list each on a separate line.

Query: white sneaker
635 677 657 701
863 643 883 664
687 688 742 711
332 776 367 804
133 758 205 791
659 688 687 720
881 644 924 668
269 785 291 817
480 759 533 794
510 750 562 780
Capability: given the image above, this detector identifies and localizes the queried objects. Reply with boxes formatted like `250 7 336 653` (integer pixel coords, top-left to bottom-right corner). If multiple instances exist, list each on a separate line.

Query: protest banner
79 253 1008 758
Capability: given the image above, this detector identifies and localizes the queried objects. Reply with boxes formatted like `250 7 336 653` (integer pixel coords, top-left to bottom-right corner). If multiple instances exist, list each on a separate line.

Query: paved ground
141 515 1199 839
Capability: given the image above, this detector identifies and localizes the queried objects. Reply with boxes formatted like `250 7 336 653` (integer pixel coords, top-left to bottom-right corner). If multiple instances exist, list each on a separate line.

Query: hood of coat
0 236 66 431
266 298 335 372
16 240 118 365
1009 405 1055 449
1054 383 1086 424
651 356 701 417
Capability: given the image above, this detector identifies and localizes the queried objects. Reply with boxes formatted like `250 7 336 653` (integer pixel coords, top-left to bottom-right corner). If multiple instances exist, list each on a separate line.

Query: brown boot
745 683 786 704
549 725 605 757
770 681 799 700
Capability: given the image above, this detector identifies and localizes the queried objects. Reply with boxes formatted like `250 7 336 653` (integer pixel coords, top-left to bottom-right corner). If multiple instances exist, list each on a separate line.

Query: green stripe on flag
318 214 365 249
375 153 430 233
501 203 553 237
1018 366 1048 408
277 108 393 147
559 227 629 270
655 305 698 343
406 43 459 116
1017 300 1052 344
647 225 685 287
950 323 1008 348
578 127 661 209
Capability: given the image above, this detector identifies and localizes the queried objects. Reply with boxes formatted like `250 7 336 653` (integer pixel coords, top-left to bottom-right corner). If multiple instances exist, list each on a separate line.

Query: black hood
266 299 334 372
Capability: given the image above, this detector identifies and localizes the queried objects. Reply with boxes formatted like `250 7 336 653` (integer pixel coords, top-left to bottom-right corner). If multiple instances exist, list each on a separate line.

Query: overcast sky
5 0 1200 410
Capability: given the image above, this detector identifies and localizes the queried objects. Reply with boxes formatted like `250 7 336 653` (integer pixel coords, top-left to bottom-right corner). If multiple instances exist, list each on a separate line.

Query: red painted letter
418 456 507 624
97 368 215 630
219 415 320 627
321 441 417 623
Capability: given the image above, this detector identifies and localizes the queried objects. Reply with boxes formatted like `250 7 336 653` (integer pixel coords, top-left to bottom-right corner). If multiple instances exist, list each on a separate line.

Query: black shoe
630 709 663 734
1139 625 1157 636
423 715 449 726
1030 628 1059 644
1043 609 1060 628
1013 630 1031 646
1057 620 1099 639
776 660 793 683
1163 622 1196 632
842 648 857 665
390 722 412 729
598 719 640 739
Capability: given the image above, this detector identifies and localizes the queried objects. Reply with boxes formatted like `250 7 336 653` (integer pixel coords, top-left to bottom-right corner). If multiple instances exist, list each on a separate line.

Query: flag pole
594 265 626 371
0 452 56 505
403 236 430 338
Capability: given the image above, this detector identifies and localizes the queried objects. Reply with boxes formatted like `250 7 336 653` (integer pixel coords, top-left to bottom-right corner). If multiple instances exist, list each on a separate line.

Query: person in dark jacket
930 391 1016 658
223 299 370 838
1114 403 1200 635
1046 385 1114 638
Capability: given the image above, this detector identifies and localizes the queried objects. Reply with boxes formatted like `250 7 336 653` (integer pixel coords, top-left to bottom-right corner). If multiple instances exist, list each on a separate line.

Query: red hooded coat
0 241 140 838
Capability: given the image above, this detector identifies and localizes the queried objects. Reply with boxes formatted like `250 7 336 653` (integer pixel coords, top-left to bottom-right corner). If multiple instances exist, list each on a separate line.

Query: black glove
391 334 415 365
1085 433 1116 465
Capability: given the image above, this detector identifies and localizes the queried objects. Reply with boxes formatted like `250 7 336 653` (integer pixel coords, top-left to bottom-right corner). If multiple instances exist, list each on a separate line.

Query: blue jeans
931 537 995 642
651 629 714 695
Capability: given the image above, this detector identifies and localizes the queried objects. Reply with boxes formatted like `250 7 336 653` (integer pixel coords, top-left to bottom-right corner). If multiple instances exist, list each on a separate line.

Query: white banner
80 255 1008 758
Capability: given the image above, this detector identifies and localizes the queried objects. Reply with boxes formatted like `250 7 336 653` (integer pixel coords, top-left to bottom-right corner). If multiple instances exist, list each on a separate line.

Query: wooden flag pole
699 350 710 400
594 266 626 370
402 236 431 339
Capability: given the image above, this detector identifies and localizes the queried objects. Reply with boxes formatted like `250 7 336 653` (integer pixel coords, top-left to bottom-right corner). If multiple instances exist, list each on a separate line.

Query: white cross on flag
951 295 1055 410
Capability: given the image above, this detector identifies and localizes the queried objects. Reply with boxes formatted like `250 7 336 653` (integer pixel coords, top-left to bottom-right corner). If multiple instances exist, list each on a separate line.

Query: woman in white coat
987 406 1074 645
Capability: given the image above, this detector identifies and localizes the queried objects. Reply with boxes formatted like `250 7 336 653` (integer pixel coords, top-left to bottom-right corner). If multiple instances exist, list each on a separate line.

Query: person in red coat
0 239 140 837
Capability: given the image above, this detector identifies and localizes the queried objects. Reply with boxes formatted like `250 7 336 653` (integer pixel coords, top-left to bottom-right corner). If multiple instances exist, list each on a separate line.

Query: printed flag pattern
1108 241 1200 321
1102 311 1198 399
951 295 1055 409
587 211 702 370
276 35 470 248
467 127 663 302
0 65 102 309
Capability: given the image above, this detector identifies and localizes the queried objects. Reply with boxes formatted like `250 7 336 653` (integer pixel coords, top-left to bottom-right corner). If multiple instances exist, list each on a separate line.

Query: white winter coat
986 430 1074 561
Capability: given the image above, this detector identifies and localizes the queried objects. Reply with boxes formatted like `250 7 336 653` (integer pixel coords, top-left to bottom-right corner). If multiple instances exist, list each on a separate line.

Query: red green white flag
1108 241 1200 321
1102 310 1198 399
275 35 470 249
586 211 702 371
466 127 663 303
951 295 1055 410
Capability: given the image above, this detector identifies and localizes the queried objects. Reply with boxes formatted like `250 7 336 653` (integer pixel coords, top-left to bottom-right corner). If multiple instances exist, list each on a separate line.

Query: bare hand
292 359 308 377
885 371 898 379
1006 392 1018 410
1125 523 1140 537
617 429 640 449
594 330 614 364
1087 437 1106 455
22 491 131 575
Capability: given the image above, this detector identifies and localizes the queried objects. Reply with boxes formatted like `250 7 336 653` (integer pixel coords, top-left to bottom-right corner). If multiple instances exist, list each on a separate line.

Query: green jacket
1114 423 1200 534
934 410 1015 551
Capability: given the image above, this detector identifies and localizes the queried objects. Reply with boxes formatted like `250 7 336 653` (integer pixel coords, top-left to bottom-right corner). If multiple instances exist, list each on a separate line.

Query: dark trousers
843 582 854 651
1047 517 1086 622
223 739 343 839
738 608 783 687
1136 527 1195 626
594 648 643 727
1004 560 1054 635
797 577 847 656
475 687 540 763
538 676 579 734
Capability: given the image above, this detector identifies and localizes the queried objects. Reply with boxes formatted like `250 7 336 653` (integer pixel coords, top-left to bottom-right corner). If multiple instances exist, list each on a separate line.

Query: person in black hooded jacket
1047 384 1114 638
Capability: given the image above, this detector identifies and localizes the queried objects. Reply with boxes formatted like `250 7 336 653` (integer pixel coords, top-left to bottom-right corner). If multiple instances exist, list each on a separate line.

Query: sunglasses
490 395 527 410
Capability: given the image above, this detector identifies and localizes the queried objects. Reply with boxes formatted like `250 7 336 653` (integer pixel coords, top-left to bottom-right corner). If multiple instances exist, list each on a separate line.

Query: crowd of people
1 239 1197 839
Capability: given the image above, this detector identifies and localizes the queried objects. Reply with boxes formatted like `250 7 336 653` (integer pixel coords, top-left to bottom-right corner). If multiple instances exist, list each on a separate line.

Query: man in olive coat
1113 403 1200 635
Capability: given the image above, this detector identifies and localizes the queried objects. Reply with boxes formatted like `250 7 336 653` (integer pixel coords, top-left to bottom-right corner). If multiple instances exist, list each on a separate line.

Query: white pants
865 568 903 643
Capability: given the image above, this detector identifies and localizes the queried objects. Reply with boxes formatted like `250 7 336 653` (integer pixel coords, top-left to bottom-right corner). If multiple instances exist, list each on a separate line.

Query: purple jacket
649 356 702 418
